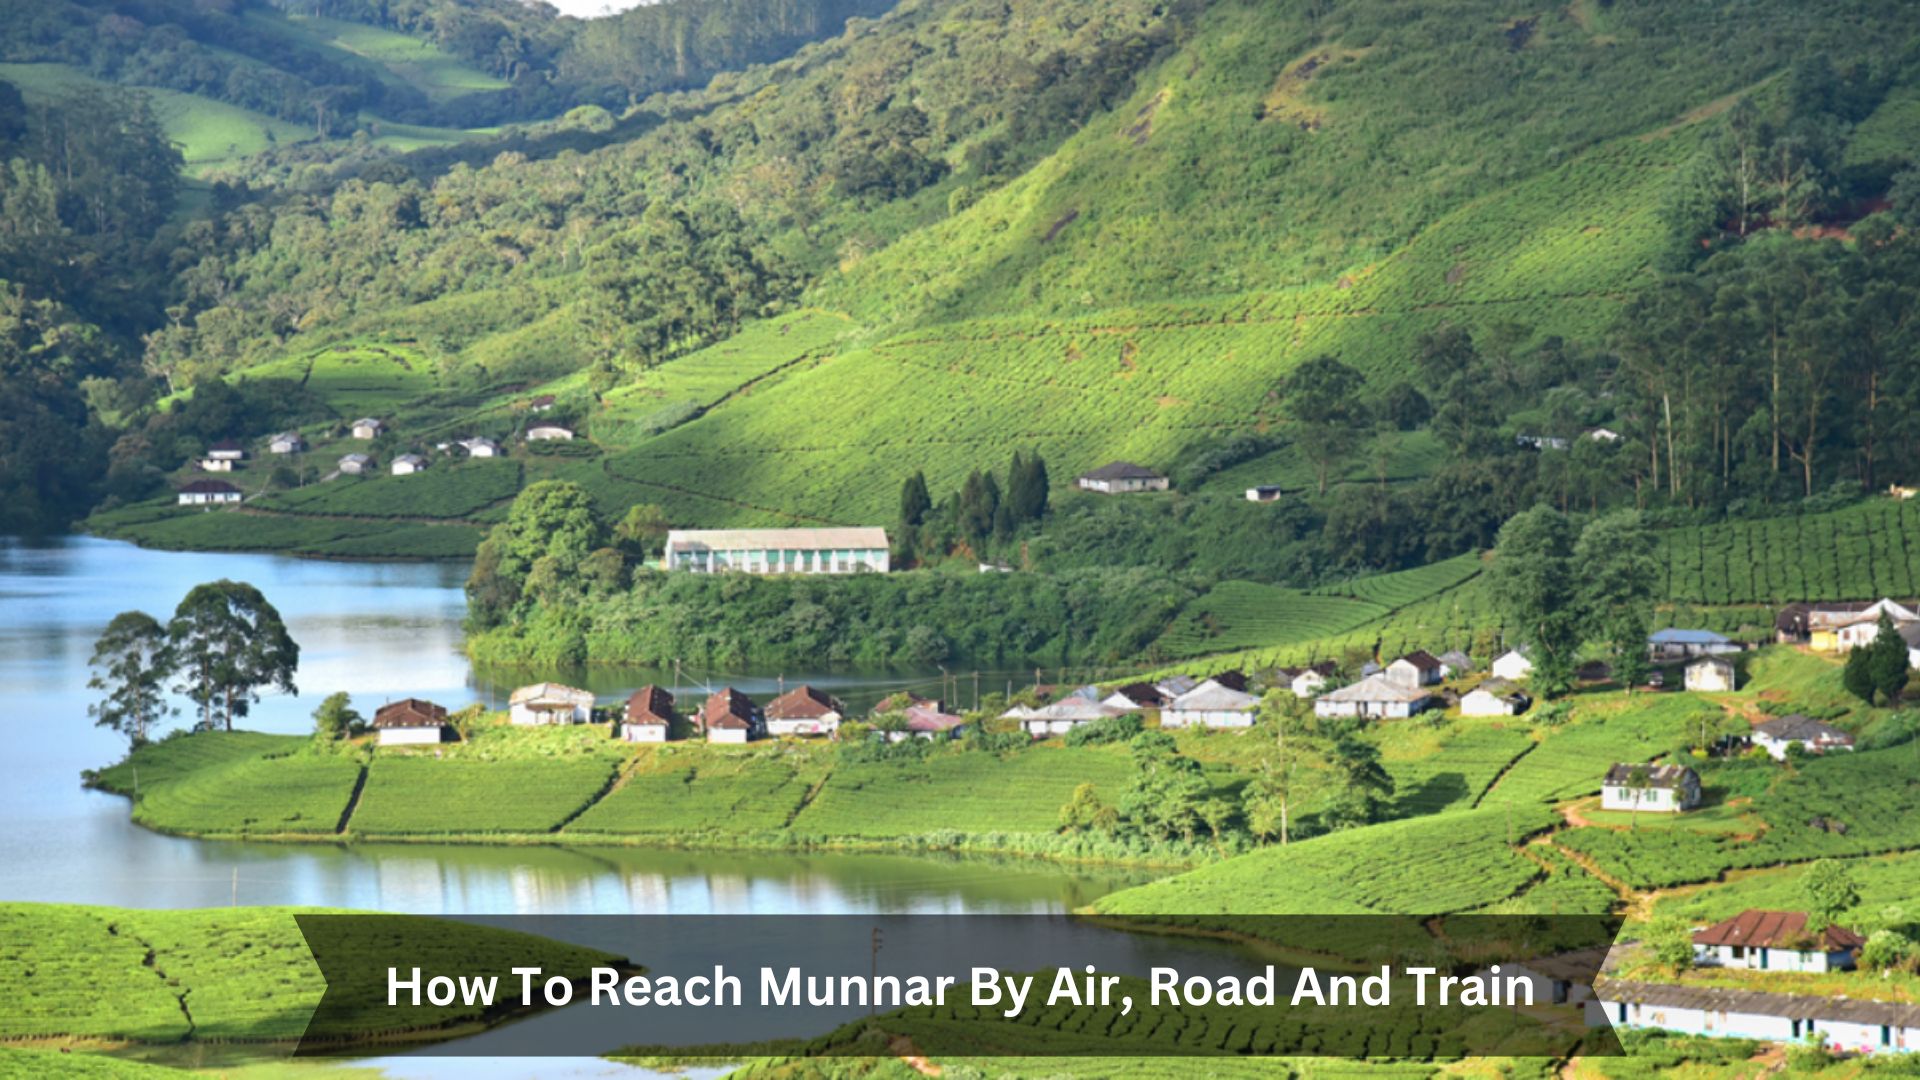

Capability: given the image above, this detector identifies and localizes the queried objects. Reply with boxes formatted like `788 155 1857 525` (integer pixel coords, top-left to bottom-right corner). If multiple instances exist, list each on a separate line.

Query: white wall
378 727 442 746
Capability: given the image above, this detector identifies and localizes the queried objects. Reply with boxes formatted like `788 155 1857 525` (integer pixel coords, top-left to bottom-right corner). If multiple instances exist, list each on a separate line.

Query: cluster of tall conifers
894 450 1051 566
88 581 300 746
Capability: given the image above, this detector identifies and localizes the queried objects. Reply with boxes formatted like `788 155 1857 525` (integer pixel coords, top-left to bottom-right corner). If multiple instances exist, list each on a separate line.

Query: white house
887 703 967 743
177 480 242 506
1648 628 1739 660
1161 679 1260 729
1600 762 1700 813
665 527 889 575
1314 675 1434 720
508 682 595 725
458 437 500 458
1459 679 1529 717
1492 648 1534 681
197 456 235 472
350 418 385 439
1075 461 1169 494
373 698 449 746
1284 663 1336 698
206 439 246 462
763 685 843 737
1385 650 1444 689
1008 700 1120 738
622 686 674 743
1586 427 1622 443
701 688 761 744
1598 980 1920 1055
1436 650 1474 678
1245 485 1283 503
1685 655 1737 692
268 432 306 454
1692 910 1862 974
527 424 574 442
1833 601 1920 651
1750 714 1854 760
391 454 428 475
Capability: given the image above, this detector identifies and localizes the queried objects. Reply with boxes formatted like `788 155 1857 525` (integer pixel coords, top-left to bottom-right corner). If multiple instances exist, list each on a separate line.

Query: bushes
1065 714 1143 746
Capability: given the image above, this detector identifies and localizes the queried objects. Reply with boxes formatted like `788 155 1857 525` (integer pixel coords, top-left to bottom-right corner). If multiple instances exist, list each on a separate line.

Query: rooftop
666 527 889 552
1078 460 1165 482
1603 763 1697 790
1319 675 1433 704
1692 909 1864 951
1649 628 1731 645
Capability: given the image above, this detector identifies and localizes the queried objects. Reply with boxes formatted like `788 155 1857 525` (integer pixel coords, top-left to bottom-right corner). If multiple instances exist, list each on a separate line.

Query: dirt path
334 763 369 834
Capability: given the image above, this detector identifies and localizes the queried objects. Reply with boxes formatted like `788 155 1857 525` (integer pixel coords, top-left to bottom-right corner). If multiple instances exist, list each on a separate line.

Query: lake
0 537 1151 1076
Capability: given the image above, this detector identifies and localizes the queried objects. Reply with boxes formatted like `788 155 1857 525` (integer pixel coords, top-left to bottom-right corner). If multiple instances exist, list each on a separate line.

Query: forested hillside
8 0 1920 587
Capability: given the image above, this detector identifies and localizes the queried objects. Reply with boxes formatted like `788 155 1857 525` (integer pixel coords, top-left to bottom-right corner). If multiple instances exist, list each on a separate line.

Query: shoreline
92 789 1202 873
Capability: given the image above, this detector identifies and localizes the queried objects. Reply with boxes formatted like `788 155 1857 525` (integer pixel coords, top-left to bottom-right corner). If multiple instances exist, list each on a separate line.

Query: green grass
567 748 822 835
0 903 619 1046
235 342 440 418
279 14 507 104
255 460 521 520
0 63 312 172
133 753 361 837
88 731 304 797
790 747 1138 837
1095 804 1558 917
1379 723 1533 817
352 754 618 836
86 501 483 559
1311 552 1485 607
1652 499 1920 605
1487 696 1720 804
1204 430 1448 496
1652 849 1920 926
1153 582 1387 659
595 309 859 446
1557 747 1920 889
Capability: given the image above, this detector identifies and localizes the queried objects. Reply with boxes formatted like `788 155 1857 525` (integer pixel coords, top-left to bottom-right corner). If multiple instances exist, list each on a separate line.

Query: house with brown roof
177 479 243 506
1693 910 1863 973
764 685 843 737
509 682 595 726
373 698 449 746
887 703 967 742
702 688 761 744
622 685 675 743
1100 682 1167 711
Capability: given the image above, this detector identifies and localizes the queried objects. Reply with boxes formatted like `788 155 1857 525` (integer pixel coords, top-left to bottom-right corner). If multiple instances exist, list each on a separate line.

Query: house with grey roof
1648 628 1738 660
1751 715 1854 760
1314 675 1434 720
1075 461 1169 494
1161 679 1260 729
1597 979 1916 1054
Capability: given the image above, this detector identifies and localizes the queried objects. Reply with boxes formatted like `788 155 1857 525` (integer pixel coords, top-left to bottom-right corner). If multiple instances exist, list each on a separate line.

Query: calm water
0 537 1149 1076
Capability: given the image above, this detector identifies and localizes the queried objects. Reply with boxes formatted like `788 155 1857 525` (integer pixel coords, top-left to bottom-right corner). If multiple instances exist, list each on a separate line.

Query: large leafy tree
1278 354 1366 495
466 480 606 626
1575 511 1657 691
167 580 300 731
87 610 174 747
1487 506 1586 697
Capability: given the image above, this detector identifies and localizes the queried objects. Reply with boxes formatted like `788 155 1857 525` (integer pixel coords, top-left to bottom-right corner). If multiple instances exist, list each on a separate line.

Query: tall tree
1576 511 1657 691
86 610 173 747
1487 506 1586 697
167 581 299 731
1278 354 1366 494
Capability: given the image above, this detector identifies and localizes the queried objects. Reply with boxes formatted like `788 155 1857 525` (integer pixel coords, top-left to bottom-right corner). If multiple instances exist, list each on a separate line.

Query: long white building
664 527 890 574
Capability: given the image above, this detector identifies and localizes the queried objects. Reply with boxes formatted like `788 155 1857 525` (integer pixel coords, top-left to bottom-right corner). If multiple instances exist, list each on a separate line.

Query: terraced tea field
351 757 618 836
1154 582 1386 659
1653 499 1920 604
256 460 521 520
132 754 361 836
791 748 1136 837
567 751 822 835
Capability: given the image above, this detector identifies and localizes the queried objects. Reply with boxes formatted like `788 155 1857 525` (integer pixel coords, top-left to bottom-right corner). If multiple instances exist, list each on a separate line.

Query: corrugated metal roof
1650 628 1731 644
1170 679 1259 711
666 527 889 552
1319 675 1432 703
1600 979 1920 1025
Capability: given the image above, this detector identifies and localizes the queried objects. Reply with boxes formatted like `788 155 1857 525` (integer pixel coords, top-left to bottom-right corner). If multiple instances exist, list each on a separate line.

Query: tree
167 580 300 731
1844 644 1878 705
1575 511 1657 691
1121 731 1208 843
613 503 670 559
1644 914 1696 971
1803 859 1860 931
467 481 606 626
898 471 931 529
1058 781 1117 833
1324 734 1394 828
1867 612 1912 706
86 611 174 747
312 691 361 741
1624 764 1652 830
1487 506 1586 697
1278 354 1366 494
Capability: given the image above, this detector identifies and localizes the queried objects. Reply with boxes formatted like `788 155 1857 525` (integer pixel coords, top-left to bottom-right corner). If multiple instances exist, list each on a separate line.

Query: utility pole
973 671 980 712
